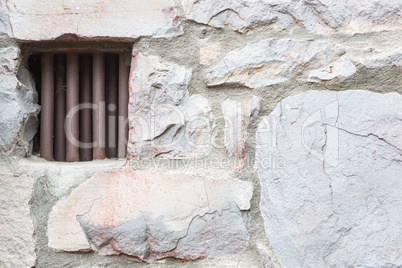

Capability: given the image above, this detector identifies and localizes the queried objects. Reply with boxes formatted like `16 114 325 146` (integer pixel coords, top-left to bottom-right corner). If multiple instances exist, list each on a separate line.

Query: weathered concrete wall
0 0 401 267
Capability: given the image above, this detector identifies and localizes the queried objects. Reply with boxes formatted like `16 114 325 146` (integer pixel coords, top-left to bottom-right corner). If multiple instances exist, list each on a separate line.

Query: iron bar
38 49 131 162
105 54 118 158
53 54 66 161
92 52 106 159
79 54 93 161
66 53 80 162
40 53 54 161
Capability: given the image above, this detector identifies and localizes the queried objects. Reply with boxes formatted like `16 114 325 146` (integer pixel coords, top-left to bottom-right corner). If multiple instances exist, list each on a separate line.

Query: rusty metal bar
93 52 106 159
53 54 66 162
66 53 80 162
79 54 93 161
40 53 54 161
118 53 130 158
32 48 132 54
28 42 133 54
105 54 118 158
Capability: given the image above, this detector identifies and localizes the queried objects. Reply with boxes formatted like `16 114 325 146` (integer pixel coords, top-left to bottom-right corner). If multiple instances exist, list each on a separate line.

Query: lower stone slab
0 174 36 268
48 168 253 261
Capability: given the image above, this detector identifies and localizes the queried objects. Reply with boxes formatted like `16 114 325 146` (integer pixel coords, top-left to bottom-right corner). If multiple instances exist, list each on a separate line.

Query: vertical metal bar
40 53 54 161
93 52 106 159
54 54 66 162
118 53 130 158
66 53 80 162
79 54 93 161
105 54 118 158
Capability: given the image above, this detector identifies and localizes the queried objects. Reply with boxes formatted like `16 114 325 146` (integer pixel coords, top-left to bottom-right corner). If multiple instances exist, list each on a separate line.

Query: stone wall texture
0 0 401 267
0 174 36 268
255 90 402 267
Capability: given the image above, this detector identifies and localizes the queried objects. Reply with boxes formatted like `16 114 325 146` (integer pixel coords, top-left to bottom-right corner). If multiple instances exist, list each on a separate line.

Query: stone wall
0 0 401 267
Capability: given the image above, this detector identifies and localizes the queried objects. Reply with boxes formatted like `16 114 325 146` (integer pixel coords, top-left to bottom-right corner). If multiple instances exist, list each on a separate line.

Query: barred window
26 42 132 162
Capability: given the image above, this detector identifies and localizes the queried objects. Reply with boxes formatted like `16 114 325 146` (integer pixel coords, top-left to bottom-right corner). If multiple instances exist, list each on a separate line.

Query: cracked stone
47 168 253 260
0 45 39 155
0 174 36 268
206 39 343 88
167 204 249 260
182 0 402 35
128 53 213 158
222 95 260 169
255 90 402 267
3 0 182 40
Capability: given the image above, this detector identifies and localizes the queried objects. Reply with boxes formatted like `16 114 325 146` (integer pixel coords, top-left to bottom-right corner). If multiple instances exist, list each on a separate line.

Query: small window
25 42 132 162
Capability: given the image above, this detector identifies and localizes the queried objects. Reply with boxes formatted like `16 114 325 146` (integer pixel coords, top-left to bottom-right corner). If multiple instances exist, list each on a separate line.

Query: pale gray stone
250 95 260 120
256 90 402 267
0 84 21 153
128 53 213 158
0 45 39 155
48 168 253 260
0 174 36 268
358 50 402 68
0 0 12 37
17 158 127 198
308 55 356 82
0 46 18 72
222 98 244 168
4 0 182 40
182 0 402 34
78 206 250 261
207 39 343 88
172 204 249 260
257 243 276 268
222 95 260 169
76 216 150 259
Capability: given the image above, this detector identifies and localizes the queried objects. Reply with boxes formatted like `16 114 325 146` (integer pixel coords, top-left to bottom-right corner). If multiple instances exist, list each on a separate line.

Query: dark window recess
28 49 130 162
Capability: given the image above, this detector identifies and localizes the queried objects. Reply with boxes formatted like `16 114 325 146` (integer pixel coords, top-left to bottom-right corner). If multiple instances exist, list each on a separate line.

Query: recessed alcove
23 41 133 162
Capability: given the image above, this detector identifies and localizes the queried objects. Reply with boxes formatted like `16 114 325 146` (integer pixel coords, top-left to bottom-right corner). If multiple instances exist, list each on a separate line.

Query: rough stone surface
308 55 356 82
48 168 253 261
17 158 126 198
0 173 36 268
257 243 276 268
0 1 12 37
358 50 402 68
128 53 213 158
250 95 260 120
0 44 39 155
222 98 244 169
3 0 182 40
182 0 402 34
0 0 401 267
206 39 343 88
222 95 260 169
199 40 223 65
256 90 402 268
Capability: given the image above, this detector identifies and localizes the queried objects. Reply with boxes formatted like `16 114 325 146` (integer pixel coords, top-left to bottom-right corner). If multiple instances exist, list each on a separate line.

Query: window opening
26 42 132 162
